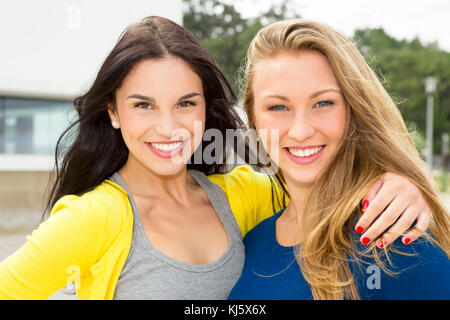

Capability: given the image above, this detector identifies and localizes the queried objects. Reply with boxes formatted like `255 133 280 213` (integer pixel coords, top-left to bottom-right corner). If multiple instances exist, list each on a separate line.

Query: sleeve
208 165 289 237
0 195 112 300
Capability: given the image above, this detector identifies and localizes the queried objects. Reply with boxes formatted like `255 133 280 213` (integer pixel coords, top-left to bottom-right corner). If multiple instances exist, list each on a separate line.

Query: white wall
0 0 182 100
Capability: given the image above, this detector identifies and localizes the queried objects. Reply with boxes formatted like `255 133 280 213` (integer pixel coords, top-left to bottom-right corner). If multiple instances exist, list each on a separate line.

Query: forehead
118 56 203 96
252 50 340 97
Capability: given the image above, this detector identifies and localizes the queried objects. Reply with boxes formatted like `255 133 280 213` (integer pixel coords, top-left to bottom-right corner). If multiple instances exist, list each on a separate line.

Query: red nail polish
377 240 385 248
355 226 364 234
362 237 370 245
404 237 411 245
362 200 369 211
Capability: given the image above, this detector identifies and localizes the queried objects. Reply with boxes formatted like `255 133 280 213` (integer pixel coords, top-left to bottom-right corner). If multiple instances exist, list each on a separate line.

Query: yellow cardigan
0 166 286 300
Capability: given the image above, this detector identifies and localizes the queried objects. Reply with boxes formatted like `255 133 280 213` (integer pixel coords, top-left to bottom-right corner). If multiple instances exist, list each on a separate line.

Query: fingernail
377 240 385 248
362 200 369 211
355 226 364 234
362 237 370 245
404 237 411 245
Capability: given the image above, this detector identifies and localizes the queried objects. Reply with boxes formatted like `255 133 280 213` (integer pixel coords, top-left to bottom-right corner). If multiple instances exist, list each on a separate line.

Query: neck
275 177 313 246
282 178 313 227
118 155 196 205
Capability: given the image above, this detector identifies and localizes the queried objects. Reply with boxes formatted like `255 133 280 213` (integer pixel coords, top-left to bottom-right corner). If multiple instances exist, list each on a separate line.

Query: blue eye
268 105 288 111
315 101 333 108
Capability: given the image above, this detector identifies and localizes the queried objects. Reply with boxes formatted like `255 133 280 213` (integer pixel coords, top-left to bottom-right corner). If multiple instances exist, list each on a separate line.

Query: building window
0 97 77 155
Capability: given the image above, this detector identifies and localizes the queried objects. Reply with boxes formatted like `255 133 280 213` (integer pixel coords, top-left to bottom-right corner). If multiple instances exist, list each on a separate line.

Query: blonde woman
228 20 450 300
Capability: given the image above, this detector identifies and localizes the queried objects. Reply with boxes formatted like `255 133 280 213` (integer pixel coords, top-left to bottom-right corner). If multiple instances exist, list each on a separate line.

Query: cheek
323 106 347 146
117 110 151 142
176 109 206 147
254 113 289 155
334 106 347 142
185 108 205 133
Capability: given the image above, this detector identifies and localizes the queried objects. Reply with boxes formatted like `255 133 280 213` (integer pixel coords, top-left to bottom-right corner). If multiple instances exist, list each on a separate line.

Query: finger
376 205 419 247
402 211 431 245
358 178 383 228
355 181 396 235
363 178 383 207
359 198 408 246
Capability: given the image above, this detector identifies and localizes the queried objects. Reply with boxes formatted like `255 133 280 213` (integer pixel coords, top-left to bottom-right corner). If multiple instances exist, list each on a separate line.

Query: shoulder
243 209 283 246
391 235 450 282
354 234 450 299
384 234 449 270
355 233 450 273
49 179 130 240
207 166 287 237
207 165 271 191
210 165 288 210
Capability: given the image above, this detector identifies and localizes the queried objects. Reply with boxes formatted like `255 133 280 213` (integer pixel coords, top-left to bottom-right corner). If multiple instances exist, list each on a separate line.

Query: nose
155 111 178 138
287 110 316 142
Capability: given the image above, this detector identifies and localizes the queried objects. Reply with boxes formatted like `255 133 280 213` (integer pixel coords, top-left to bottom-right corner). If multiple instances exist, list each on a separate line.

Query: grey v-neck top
110 170 245 300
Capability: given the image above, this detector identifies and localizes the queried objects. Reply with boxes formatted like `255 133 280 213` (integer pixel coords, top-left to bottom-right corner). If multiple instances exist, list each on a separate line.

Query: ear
107 103 120 129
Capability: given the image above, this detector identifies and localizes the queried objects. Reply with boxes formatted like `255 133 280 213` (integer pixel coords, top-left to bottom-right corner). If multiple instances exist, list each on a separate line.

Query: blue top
228 209 450 300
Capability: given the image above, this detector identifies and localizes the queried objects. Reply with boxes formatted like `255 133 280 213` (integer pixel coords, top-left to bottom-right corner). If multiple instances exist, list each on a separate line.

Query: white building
0 0 182 171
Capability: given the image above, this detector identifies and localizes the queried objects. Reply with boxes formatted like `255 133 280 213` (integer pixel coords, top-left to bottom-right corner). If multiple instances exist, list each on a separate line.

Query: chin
150 166 187 178
283 166 321 186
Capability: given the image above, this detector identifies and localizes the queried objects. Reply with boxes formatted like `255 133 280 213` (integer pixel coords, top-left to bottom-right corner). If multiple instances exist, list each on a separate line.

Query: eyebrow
263 88 341 101
309 88 341 99
126 92 201 102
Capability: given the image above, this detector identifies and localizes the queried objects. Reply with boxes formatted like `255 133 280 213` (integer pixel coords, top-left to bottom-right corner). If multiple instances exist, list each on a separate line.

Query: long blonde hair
242 19 450 299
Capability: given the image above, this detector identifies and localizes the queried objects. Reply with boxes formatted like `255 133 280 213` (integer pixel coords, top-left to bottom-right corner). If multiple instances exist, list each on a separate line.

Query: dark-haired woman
0 16 433 299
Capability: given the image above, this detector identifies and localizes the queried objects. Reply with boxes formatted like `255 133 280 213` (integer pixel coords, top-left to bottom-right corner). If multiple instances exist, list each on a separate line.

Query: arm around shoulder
208 165 288 237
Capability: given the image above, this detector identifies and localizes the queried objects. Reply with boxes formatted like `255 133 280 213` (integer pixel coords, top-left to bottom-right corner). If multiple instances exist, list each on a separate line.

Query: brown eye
178 100 196 108
135 102 152 110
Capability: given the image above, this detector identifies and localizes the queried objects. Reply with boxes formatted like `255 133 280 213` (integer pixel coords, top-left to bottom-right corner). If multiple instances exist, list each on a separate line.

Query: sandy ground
1 193 450 300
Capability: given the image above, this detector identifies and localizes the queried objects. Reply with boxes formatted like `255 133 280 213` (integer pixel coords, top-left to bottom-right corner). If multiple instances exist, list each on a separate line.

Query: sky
232 0 450 52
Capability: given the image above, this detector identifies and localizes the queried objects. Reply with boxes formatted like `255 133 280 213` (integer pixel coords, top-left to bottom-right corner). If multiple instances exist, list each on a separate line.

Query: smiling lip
283 145 326 165
145 140 186 159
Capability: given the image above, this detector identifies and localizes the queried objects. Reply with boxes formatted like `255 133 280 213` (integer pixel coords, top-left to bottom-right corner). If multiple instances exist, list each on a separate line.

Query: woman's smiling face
252 50 347 187
108 56 206 176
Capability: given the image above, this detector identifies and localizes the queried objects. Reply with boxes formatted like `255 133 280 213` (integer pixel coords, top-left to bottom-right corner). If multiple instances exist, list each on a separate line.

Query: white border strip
0 154 54 171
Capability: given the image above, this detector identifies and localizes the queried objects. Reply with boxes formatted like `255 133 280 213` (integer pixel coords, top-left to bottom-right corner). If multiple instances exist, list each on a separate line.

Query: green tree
353 28 450 156
182 0 300 94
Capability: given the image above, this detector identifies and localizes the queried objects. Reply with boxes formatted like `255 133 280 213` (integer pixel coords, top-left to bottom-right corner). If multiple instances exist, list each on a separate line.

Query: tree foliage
353 28 450 155
182 0 300 94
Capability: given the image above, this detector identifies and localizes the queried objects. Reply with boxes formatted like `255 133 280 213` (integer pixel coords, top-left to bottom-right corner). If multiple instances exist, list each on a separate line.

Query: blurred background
0 0 448 299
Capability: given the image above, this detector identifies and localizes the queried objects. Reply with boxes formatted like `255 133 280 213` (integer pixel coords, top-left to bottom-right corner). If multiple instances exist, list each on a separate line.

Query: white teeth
150 142 182 152
288 146 323 157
